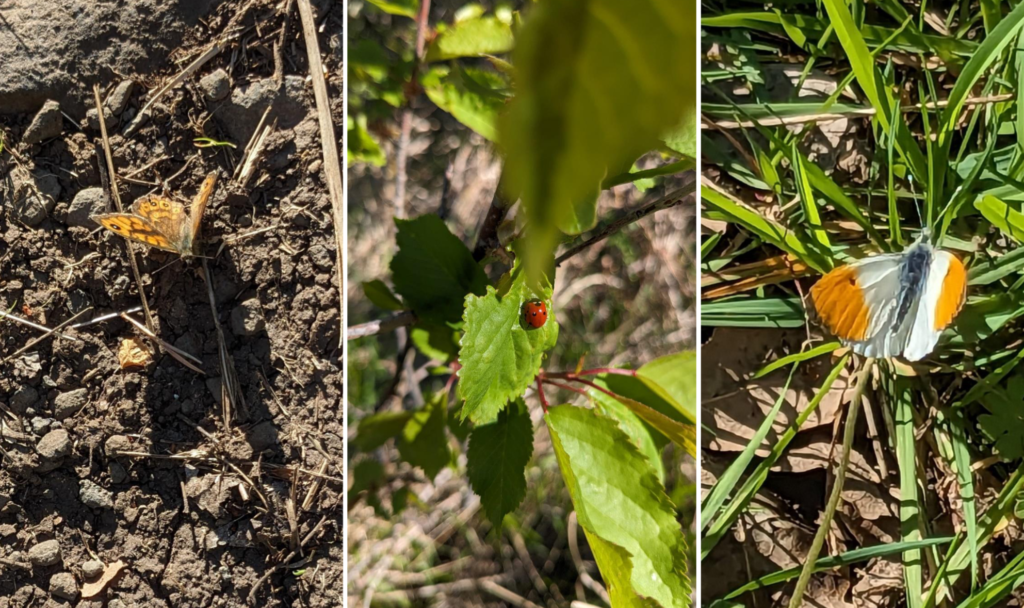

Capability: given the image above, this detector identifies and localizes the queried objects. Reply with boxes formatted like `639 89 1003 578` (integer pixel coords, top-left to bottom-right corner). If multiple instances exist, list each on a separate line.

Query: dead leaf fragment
117 337 151 369
81 559 125 598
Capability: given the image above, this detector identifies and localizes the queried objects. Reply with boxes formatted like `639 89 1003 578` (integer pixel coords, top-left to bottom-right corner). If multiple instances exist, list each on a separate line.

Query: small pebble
53 388 87 420
30 417 53 436
28 539 61 566
200 68 231 101
66 188 108 228
107 80 135 115
36 429 71 460
79 479 113 509
49 572 77 600
82 559 104 579
23 100 62 144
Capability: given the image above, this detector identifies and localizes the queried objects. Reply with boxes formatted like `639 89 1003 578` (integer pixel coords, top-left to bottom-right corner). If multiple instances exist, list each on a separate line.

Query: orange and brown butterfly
92 172 218 257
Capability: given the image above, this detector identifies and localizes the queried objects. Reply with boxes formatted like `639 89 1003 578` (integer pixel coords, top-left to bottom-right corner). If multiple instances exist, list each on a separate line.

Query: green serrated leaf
362 280 405 311
397 394 451 479
425 17 515 62
501 0 696 281
391 215 489 324
353 410 415 452
457 276 557 423
589 388 666 483
547 405 690 607
467 398 534 524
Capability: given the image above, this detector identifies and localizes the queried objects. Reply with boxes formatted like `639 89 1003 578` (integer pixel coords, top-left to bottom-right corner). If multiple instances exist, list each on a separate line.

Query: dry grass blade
296 0 344 347
0 308 82 342
124 40 228 136
119 313 204 373
1 307 92 364
93 84 159 339
200 258 246 427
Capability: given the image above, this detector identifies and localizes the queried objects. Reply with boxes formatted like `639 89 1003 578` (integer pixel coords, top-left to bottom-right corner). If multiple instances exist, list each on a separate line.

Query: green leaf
390 215 489 324
457 273 558 423
978 375 1024 460
348 458 385 502
397 394 451 479
410 322 459 362
422 66 508 142
589 387 666 483
425 17 515 62
663 116 697 159
347 115 387 167
362 280 405 311
466 398 534 524
501 0 696 280
365 0 418 18
636 351 697 424
353 410 415 451
557 192 599 235
547 405 690 607
975 195 1024 242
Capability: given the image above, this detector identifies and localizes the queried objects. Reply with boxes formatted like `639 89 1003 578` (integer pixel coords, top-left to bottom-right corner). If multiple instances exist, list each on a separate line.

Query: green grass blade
753 341 840 379
701 354 850 559
700 364 799 531
893 376 923 607
711 537 954 606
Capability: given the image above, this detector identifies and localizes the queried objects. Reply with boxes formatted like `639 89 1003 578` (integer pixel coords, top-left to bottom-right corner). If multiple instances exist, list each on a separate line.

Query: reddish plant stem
535 377 549 413
541 379 590 397
545 367 636 379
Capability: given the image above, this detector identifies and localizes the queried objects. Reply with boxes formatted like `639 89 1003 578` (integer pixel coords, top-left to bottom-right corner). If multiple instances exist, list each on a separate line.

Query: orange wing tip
811 265 871 341
933 254 967 330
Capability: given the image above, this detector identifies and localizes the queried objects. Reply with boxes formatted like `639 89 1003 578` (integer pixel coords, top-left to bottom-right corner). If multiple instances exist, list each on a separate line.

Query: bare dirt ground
0 1 343 606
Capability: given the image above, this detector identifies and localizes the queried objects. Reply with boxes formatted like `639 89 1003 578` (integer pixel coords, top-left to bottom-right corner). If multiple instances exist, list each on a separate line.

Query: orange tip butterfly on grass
810 232 967 362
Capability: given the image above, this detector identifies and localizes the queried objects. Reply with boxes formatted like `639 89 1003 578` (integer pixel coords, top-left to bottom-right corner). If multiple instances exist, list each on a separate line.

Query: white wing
901 251 954 361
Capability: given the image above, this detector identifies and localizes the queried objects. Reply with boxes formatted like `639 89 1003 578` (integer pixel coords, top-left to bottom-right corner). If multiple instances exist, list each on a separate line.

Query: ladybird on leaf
522 299 548 329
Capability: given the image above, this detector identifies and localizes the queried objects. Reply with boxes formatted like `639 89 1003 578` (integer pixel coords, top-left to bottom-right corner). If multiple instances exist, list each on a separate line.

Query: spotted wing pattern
92 171 219 256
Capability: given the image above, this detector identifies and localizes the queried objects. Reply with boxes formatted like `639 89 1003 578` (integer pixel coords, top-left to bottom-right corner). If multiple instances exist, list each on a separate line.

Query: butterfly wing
811 255 901 341
902 250 966 361
93 212 180 253
131 195 190 253
189 172 218 245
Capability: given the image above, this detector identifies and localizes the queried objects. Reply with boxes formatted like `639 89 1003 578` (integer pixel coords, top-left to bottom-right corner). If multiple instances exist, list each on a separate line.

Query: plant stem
787 357 875 608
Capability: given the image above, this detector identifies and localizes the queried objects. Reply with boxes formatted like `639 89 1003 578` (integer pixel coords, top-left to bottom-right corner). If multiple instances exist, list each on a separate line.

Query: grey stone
217 76 309 145
36 429 70 460
27 539 61 566
108 461 127 484
34 172 61 202
246 421 278 452
200 69 230 101
53 388 87 420
30 417 53 436
10 385 39 414
49 572 77 600
106 80 134 115
109 600 127 608
79 479 113 509
81 559 104 579
67 188 108 227
23 100 62 144
85 106 114 131
230 298 265 336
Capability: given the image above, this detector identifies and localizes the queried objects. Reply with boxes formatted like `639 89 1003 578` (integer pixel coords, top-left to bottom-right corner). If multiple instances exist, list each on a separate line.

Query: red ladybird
523 299 548 328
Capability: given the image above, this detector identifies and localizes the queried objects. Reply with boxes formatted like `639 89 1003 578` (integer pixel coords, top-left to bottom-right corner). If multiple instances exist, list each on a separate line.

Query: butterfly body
93 172 218 257
810 237 966 361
